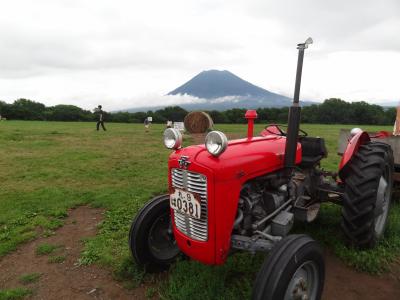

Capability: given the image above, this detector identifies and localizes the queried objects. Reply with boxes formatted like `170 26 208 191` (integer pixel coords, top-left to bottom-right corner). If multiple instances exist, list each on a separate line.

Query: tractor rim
284 260 319 300
375 167 391 237
147 212 180 261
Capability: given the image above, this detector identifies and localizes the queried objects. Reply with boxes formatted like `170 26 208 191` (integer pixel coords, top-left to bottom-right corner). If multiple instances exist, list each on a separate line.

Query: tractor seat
299 137 327 167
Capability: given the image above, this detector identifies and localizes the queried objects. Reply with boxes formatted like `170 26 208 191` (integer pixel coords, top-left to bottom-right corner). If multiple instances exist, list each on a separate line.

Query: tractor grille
171 168 208 241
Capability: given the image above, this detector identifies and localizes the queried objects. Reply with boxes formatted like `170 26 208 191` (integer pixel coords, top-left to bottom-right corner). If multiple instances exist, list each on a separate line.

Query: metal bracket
231 234 275 253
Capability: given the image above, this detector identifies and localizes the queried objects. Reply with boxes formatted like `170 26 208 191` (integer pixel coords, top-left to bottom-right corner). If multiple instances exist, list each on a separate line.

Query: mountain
122 70 315 112
167 70 293 109
373 101 399 108
169 70 290 100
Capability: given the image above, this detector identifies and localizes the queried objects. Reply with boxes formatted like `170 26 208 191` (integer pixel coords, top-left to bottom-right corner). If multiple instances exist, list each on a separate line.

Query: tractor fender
338 131 370 178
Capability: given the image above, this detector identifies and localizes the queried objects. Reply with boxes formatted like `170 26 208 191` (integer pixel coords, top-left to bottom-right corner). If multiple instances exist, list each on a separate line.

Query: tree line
0 98 397 125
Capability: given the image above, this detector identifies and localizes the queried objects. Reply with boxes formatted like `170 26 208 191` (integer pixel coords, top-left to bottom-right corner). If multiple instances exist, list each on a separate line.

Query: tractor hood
169 136 302 181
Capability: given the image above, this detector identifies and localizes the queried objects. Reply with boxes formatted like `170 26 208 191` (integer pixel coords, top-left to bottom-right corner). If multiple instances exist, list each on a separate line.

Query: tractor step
294 196 321 222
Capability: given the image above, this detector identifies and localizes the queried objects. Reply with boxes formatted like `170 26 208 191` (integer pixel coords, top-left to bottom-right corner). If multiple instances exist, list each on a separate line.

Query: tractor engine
233 168 323 242
234 175 288 235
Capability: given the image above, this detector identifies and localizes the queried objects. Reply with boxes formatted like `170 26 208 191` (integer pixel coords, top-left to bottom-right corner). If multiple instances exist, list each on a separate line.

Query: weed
48 255 66 264
36 243 60 256
145 287 157 298
19 273 41 284
0 288 32 300
43 230 56 238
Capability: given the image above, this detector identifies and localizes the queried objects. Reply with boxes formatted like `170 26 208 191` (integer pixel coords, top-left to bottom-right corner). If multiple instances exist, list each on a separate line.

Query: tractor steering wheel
264 124 308 137
298 128 308 137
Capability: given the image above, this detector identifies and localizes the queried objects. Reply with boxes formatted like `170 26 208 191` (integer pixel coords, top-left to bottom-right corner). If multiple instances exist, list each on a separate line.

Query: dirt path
0 206 147 300
323 250 400 300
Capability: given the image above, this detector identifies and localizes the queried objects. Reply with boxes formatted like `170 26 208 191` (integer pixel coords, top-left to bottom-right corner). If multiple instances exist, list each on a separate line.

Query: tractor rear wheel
252 234 325 300
341 142 394 249
129 195 180 272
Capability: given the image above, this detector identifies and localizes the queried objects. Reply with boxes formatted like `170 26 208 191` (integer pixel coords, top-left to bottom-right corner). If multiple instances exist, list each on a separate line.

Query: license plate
170 189 201 219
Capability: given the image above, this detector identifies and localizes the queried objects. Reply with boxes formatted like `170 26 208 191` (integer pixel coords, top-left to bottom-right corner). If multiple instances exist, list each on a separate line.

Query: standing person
96 105 106 131
394 103 400 136
144 117 150 132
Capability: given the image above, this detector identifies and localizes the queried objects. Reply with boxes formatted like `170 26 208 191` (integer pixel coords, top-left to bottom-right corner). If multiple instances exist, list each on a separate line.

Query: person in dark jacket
144 117 150 132
96 105 106 131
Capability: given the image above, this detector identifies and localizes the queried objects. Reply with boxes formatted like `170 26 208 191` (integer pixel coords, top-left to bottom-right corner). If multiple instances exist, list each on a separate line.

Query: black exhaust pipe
284 38 313 169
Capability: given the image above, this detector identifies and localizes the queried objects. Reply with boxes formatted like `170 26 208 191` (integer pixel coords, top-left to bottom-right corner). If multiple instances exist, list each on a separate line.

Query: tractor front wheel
252 234 325 300
129 195 180 272
341 142 394 248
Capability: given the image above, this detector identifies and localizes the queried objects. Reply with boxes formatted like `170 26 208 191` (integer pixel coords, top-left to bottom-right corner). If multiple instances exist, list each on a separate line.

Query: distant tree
224 108 247 123
207 110 229 123
349 102 385 125
0 98 396 126
302 105 320 123
155 106 188 122
384 107 396 125
10 99 46 120
108 112 136 123
45 105 93 121
132 112 148 123
0 101 12 118
254 108 268 123
145 111 164 123
316 98 351 124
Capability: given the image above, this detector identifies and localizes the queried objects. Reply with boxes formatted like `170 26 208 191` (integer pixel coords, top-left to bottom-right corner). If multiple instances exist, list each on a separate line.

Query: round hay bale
184 111 214 134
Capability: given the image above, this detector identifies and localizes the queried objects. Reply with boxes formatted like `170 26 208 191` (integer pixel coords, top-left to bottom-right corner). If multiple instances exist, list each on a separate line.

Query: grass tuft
48 255 66 264
19 273 41 285
0 288 32 300
35 243 61 256
145 287 157 299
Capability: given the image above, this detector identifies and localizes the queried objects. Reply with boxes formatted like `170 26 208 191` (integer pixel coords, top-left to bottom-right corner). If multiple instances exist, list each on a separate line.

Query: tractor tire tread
341 141 393 248
252 234 325 300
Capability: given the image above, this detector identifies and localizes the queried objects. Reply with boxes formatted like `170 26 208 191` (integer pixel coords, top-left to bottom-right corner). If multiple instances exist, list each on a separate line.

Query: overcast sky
0 0 399 111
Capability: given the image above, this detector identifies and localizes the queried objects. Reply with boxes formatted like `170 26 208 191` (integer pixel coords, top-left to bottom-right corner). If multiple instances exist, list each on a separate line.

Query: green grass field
0 121 399 299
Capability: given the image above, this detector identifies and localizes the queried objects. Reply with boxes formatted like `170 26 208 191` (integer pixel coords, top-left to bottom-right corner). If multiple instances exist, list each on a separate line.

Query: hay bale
184 111 214 134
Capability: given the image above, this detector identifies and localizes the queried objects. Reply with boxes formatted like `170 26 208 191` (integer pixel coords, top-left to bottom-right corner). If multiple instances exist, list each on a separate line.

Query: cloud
243 0 400 51
0 0 399 110
116 94 207 111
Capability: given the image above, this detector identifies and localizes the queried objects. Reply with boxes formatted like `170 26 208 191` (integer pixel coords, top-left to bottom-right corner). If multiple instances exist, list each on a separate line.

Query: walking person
144 117 150 133
96 105 106 131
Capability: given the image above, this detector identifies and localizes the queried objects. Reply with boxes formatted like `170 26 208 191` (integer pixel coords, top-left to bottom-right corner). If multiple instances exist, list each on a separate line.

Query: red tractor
129 38 394 300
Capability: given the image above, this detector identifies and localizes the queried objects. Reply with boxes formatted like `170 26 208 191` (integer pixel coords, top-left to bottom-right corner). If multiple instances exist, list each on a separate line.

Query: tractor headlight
205 131 228 156
163 128 182 150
